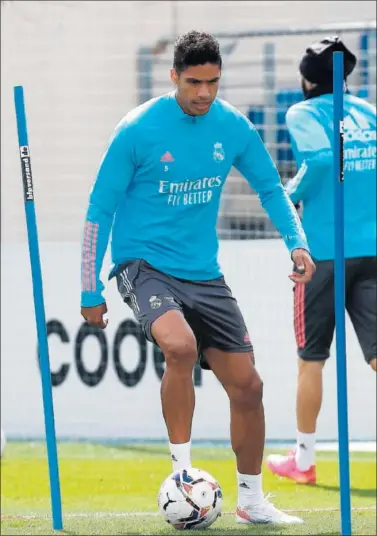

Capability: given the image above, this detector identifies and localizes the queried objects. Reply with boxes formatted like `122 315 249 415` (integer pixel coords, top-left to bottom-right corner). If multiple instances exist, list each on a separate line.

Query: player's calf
228 370 264 413
228 370 264 476
206 350 264 477
152 310 198 468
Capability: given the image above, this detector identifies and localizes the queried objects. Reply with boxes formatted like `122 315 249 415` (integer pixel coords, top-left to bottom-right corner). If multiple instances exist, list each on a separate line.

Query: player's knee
369 357 376 372
162 333 197 372
298 358 326 374
229 371 263 410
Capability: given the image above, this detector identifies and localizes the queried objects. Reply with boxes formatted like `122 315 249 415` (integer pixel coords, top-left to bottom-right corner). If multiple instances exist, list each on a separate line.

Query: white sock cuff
169 440 191 451
237 472 263 507
297 430 316 446
237 472 262 485
296 431 316 471
169 440 192 471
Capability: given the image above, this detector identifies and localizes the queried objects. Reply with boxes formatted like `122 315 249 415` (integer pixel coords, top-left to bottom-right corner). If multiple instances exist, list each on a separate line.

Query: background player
80 31 315 524
266 37 376 485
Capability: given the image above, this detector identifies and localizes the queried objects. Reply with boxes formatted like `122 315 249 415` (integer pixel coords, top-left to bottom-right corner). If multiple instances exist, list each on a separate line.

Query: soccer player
266 37 376 485
80 31 315 524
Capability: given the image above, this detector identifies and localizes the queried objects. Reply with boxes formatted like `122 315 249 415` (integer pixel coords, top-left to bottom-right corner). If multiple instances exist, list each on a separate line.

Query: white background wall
1 1 375 243
1 241 376 441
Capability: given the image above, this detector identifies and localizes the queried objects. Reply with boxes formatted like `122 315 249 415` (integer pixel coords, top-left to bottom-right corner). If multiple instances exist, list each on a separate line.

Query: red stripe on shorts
294 283 306 349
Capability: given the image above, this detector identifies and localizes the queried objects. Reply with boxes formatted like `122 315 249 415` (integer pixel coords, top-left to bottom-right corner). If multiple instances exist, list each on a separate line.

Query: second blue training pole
333 51 352 536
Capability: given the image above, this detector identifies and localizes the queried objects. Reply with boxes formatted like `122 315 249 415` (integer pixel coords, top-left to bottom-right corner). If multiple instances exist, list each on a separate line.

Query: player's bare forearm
259 183 309 253
258 186 315 283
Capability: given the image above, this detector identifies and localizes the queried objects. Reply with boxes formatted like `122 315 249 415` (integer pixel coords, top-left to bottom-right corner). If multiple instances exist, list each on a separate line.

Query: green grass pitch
1 442 376 535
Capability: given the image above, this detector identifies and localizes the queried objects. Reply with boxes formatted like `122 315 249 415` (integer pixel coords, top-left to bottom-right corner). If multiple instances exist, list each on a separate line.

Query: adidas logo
299 443 307 451
160 151 175 163
171 454 178 462
343 113 376 143
239 482 250 489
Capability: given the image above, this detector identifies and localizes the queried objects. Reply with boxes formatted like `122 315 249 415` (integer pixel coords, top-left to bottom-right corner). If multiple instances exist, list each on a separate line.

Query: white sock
237 472 264 507
295 431 316 471
169 441 192 472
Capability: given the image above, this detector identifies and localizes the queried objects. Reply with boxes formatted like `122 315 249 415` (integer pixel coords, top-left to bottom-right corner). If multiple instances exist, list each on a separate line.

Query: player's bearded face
171 63 221 116
301 77 314 99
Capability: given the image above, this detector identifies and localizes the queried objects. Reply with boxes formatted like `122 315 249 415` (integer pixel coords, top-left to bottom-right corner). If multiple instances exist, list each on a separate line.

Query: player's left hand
289 249 316 284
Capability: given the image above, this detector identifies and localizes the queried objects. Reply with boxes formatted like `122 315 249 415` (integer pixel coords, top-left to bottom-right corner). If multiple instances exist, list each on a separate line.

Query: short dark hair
173 31 222 74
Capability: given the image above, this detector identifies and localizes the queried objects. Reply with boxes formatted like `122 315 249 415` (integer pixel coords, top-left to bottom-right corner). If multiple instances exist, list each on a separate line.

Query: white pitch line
2 506 376 520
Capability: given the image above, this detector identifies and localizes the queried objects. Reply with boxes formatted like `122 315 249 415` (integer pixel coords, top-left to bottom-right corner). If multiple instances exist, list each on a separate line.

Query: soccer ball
158 468 223 530
1 428 6 458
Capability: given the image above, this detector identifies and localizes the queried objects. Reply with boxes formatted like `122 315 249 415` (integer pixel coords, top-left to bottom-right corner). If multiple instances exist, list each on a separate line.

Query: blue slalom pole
333 52 352 536
13 86 63 531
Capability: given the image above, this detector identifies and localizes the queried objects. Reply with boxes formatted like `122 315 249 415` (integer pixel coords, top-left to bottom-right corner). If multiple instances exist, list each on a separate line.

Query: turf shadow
315 483 377 498
106 444 169 456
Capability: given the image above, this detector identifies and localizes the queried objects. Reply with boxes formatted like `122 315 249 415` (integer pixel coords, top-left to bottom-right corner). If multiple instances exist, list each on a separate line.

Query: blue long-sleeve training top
285 93 376 261
81 93 309 307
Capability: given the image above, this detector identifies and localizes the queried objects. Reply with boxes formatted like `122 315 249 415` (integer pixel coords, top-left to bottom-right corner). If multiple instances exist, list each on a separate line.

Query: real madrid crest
213 142 225 162
149 295 162 309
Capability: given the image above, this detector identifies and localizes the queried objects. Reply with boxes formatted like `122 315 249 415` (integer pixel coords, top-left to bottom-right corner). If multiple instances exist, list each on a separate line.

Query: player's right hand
289 248 316 284
81 302 108 329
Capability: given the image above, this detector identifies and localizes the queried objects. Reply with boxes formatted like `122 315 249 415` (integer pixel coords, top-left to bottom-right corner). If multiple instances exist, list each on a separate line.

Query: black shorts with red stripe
294 256 377 364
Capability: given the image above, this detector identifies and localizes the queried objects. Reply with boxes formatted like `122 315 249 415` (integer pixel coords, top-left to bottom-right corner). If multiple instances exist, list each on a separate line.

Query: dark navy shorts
294 256 377 363
115 259 253 368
